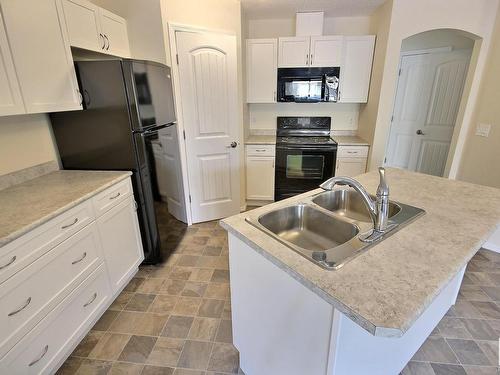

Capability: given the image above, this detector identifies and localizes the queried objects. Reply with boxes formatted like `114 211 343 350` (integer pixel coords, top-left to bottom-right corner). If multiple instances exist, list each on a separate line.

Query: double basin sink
246 189 425 270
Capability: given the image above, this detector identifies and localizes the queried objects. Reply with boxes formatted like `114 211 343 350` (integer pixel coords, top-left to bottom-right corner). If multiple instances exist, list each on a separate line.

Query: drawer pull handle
61 218 78 229
28 345 48 367
346 151 358 154
84 292 98 307
0 255 16 270
71 252 87 265
109 192 121 200
8 297 31 316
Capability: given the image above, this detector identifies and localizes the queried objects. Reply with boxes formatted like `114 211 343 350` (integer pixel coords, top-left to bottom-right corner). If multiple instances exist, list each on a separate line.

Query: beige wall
458 7 500 188
357 0 393 146
363 0 499 175
247 16 371 38
0 114 58 175
401 29 474 52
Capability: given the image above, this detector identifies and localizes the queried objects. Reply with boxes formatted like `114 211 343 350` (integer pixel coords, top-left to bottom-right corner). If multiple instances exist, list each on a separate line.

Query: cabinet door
60 0 103 52
246 39 277 103
336 158 367 177
246 156 275 201
339 36 375 103
1 0 82 114
96 197 143 294
0 11 24 116
310 36 343 67
278 37 310 68
99 8 130 57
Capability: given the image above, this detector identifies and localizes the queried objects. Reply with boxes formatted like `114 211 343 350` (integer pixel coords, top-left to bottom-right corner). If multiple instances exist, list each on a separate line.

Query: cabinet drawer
91 178 132 217
0 200 94 285
0 264 110 374
337 146 369 158
0 223 102 358
246 145 276 157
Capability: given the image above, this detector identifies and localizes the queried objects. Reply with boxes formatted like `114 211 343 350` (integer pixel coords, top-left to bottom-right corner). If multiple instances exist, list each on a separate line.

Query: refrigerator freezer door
127 60 176 131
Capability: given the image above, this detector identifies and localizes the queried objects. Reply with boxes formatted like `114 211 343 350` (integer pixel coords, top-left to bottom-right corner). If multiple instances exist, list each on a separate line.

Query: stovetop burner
277 136 337 146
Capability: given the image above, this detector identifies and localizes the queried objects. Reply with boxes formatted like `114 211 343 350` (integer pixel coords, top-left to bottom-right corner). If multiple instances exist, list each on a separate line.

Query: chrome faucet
319 167 390 241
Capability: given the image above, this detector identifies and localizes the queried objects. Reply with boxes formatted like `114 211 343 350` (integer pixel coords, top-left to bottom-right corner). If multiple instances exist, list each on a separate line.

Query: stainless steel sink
246 188 425 270
257 204 359 252
312 190 401 223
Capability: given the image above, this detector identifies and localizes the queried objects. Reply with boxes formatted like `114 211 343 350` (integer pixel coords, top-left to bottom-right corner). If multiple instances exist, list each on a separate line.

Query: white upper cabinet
339 35 375 103
278 36 344 68
278 37 310 67
99 8 130 57
59 0 130 57
60 0 102 52
310 36 343 67
246 39 277 103
0 11 24 116
1 0 82 114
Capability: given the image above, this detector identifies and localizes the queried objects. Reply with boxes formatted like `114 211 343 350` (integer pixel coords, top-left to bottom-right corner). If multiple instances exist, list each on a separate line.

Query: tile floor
57 211 500 375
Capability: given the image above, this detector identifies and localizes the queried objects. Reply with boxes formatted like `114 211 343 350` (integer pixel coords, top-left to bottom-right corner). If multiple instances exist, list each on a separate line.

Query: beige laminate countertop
244 135 276 145
221 168 500 337
0 170 131 247
333 135 370 146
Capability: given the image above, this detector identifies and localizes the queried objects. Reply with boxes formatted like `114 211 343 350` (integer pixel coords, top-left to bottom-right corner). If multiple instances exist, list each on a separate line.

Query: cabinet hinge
183 130 186 140
384 157 387 163
188 194 192 203
391 115 394 122
176 54 179 65
398 68 402 76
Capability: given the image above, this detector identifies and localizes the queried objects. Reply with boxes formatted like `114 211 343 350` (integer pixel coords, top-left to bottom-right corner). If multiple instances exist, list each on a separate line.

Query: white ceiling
241 0 386 19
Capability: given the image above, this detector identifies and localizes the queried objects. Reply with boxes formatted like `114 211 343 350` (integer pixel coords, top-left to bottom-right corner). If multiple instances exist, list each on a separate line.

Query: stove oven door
275 144 337 201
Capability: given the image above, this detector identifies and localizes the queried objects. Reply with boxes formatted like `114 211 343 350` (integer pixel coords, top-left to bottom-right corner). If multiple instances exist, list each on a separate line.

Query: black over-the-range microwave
277 67 340 103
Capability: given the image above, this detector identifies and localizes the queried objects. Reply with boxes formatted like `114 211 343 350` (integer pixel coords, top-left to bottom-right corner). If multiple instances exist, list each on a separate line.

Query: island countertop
0 170 132 247
220 168 500 337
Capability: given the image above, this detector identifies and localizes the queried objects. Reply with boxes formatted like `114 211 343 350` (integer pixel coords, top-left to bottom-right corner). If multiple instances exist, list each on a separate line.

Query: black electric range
274 117 337 201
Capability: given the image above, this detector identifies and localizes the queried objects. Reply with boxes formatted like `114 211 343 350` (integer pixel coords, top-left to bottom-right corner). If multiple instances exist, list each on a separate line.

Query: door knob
227 141 238 148
416 129 425 135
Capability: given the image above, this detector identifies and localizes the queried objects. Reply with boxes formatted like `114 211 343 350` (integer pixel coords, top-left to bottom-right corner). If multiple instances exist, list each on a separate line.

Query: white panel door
1 0 82 114
339 35 375 103
386 50 471 176
0 11 24 116
160 125 187 223
246 39 277 103
278 37 310 67
310 36 343 67
99 8 130 57
176 31 240 223
60 0 103 52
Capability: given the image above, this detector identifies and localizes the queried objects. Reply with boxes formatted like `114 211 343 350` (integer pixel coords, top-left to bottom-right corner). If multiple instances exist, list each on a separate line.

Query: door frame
167 22 243 225
384 46 471 177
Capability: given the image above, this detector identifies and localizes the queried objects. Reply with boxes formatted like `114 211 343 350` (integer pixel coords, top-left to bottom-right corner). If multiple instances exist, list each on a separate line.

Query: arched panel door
176 31 240 223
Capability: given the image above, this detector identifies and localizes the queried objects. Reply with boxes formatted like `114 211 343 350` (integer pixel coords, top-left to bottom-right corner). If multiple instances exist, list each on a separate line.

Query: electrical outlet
475 123 491 137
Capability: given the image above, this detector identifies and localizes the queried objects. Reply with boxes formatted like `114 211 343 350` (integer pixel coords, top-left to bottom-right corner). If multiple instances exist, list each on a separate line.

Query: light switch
475 123 491 137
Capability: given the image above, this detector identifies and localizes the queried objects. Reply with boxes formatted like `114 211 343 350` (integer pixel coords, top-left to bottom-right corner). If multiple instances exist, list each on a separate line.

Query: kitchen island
220 168 500 375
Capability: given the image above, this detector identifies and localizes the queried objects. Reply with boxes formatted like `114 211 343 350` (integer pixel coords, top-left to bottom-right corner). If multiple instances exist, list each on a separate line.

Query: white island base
228 234 466 375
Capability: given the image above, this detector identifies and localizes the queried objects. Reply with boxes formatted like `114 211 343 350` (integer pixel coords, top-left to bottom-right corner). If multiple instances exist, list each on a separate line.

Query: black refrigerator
50 59 177 264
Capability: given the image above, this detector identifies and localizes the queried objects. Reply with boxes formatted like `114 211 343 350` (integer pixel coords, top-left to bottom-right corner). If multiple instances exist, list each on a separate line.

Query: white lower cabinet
96 197 143 293
246 145 275 202
336 145 369 177
0 177 143 373
0 265 110 375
